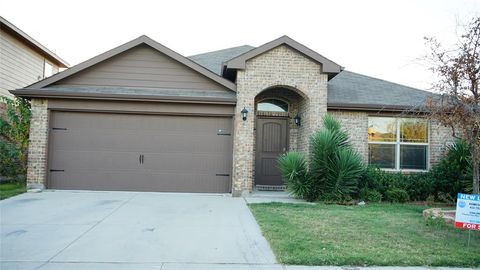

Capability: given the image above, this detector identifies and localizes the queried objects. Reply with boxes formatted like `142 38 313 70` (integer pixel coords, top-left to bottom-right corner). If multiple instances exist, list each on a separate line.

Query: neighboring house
0 16 69 99
11 35 453 195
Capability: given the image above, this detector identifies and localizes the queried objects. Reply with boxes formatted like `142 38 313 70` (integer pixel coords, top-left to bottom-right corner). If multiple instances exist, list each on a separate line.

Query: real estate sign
455 193 480 231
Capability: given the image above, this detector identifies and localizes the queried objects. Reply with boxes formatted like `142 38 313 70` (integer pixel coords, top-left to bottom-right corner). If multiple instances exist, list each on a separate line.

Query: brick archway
230 44 329 196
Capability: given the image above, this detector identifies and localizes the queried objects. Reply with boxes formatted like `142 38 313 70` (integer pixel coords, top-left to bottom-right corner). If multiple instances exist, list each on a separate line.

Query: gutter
10 89 237 105
327 103 428 113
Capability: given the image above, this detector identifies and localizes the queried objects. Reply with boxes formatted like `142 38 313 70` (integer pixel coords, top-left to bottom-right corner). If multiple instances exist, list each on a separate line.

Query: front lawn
0 182 26 200
249 203 479 267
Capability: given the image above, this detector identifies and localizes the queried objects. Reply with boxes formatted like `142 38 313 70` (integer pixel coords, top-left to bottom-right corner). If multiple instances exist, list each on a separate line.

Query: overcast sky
2 0 479 90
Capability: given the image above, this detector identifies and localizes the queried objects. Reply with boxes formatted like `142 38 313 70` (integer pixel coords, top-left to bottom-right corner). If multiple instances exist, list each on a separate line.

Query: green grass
249 203 480 267
0 182 26 200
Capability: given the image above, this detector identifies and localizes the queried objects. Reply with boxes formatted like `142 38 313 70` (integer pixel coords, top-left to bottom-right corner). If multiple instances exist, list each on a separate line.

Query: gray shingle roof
189 46 434 110
189 45 254 75
327 71 433 110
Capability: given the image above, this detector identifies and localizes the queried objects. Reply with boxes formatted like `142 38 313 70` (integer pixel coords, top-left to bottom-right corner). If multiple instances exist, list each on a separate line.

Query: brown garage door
48 111 233 193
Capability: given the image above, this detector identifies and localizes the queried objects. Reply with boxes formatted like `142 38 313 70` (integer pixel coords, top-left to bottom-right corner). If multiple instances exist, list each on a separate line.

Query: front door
255 117 288 186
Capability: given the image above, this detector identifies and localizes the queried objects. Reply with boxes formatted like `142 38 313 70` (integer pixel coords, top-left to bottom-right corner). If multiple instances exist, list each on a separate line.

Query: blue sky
2 0 478 90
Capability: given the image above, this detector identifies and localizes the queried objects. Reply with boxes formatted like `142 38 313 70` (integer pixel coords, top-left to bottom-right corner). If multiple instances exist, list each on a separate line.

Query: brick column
26 99 49 190
231 71 255 196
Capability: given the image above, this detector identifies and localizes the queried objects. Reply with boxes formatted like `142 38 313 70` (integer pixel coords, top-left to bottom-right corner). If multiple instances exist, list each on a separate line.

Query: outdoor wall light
294 115 301 126
241 107 248 121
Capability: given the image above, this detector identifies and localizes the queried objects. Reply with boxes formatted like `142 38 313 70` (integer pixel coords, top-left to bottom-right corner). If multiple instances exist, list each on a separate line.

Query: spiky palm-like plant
278 114 364 201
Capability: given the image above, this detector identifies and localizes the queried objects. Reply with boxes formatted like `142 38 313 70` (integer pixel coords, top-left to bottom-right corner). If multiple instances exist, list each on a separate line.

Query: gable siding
55 45 227 91
0 29 59 97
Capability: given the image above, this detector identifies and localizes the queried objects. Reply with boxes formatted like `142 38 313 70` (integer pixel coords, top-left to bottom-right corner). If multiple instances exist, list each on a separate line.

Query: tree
0 97 31 181
424 17 480 194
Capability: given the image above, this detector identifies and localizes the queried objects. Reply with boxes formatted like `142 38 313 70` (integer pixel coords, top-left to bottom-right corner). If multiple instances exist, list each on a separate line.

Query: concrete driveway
0 191 279 270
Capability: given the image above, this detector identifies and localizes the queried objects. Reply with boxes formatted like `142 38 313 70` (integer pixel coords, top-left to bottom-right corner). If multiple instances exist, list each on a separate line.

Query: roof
14 35 236 92
189 45 254 75
224 36 343 75
0 16 69 68
327 71 434 111
189 44 434 111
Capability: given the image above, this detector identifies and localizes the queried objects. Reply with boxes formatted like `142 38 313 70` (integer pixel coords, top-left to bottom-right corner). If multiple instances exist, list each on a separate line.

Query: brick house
11 35 453 196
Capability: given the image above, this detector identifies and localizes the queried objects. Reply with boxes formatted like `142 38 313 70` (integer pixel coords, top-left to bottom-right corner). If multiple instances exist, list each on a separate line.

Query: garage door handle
215 174 230 176
139 154 144 164
50 169 64 172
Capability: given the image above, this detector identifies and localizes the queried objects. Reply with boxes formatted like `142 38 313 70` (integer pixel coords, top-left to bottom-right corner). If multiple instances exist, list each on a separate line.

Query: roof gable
0 16 69 68
25 35 236 91
52 44 229 91
224 36 343 75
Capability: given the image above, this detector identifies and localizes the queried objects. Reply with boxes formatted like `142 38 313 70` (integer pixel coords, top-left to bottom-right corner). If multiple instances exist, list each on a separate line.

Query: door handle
139 155 141 164
141 154 144 164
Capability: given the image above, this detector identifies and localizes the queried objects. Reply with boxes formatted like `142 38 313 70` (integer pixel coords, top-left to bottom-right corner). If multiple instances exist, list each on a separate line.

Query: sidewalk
1 262 476 269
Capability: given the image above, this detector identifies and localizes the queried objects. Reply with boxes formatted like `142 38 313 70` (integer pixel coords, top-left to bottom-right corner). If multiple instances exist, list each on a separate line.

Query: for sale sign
455 193 480 231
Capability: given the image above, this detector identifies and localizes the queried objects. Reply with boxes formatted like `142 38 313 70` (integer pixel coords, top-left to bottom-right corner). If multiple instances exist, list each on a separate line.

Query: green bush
278 114 364 202
359 166 434 202
385 188 410 203
429 139 472 197
277 152 314 201
359 188 382 202
0 97 31 182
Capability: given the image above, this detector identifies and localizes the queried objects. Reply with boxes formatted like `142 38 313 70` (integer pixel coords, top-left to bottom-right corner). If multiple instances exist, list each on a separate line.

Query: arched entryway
253 86 307 190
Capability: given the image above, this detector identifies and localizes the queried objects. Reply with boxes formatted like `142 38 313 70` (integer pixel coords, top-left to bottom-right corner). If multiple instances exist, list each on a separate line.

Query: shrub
358 166 434 202
0 97 31 182
385 188 410 203
278 114 364 202
429 139 472 197
359 188 382 202
277 152 314 201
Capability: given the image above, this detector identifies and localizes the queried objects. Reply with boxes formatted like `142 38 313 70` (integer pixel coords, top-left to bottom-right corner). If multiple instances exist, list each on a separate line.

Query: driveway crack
42 193 138 264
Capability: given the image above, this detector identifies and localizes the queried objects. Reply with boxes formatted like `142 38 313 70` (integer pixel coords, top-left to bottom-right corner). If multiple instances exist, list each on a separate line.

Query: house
0 16 69 100
11 35 453 196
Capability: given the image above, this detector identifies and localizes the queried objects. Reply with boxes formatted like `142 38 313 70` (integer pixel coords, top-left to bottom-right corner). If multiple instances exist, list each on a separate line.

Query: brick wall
26 98 49 189
328 110 454 169
232 45 328 196
329 110 369 163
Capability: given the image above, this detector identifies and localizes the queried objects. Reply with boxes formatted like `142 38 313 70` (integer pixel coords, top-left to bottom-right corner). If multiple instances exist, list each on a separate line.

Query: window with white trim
368 117 429 170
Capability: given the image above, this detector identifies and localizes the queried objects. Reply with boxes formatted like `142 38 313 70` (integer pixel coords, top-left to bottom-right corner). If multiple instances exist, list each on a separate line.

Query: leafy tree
278 114 364 201
424 17 480 194
0 97 31 181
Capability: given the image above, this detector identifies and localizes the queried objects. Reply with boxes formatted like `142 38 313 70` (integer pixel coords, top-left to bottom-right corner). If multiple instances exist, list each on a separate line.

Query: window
44 61 54 78
368 117 428 170
257 99 288 112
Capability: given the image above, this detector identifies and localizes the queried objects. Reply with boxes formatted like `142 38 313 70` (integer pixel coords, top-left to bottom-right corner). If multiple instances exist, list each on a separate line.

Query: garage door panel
51 172 229 193
50 150 141 171
143 153 230 172
49 111 232 193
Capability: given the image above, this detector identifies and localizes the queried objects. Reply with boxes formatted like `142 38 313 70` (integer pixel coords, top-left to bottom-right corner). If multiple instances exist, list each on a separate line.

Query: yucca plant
278 114 364 202
277 152 315 201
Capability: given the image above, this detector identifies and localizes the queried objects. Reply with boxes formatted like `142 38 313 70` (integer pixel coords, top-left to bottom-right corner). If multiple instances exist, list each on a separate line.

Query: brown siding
54 45 227 91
